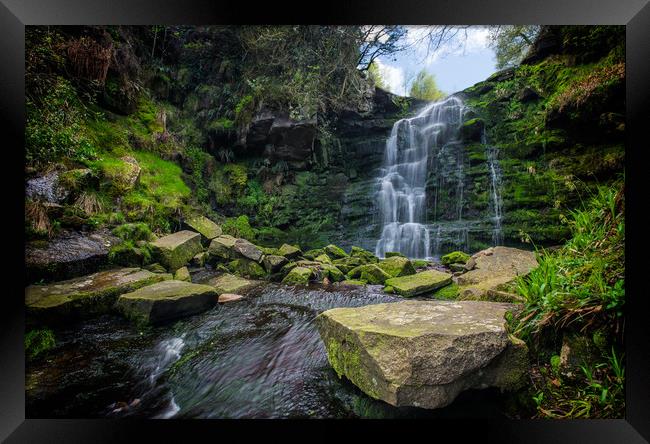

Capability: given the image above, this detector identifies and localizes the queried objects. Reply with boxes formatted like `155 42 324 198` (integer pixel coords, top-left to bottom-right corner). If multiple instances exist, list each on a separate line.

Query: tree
409 70 446 101
488 26 541 69
367 61 386 89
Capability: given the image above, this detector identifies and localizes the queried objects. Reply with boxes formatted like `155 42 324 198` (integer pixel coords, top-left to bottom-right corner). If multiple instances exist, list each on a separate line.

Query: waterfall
375 96 464 259
482 131 504 245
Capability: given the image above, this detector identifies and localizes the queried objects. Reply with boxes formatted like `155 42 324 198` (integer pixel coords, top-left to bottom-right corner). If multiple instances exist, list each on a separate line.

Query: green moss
112 222 153 242
222 215 256 241
433 283 459 300
108 240 153 267
25 328 56 360
441 251 470 266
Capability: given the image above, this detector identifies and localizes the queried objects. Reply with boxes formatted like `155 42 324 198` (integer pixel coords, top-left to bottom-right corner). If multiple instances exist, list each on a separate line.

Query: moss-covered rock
281 266 313 285
340 279 367 286
315 254 332 264
384 270 452 297
232 238 264 263
303 248 325 260
206 273 263 295
350 246 378 264
174 266 191 282
441 251 471 266
315 300 527 409
377 256 416 278
190 252 209 268
184 215 222 243
278 243 303 260
151 230 203 272
116 280 217 325
100 155 141 195
320 264 345 282
262 254 289 273
145 263 167 273
385 251 406 258
227 258 266 279
347 264 390 284
411 259 430 269
208 234 237 261
25 268 170 324
324 244 348 259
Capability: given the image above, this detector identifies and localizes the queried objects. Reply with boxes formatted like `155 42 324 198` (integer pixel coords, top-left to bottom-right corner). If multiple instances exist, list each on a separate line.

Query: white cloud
404 26 492 66
375 59 405 95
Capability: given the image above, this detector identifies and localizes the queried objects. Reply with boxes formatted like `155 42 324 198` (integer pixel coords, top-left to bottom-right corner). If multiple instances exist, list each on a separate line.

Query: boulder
320 264 345 282
151 230 203 272
25 268 170 325
145 263 168 273
385 252 406 258
455 247 538 301
262 255 289 273
348 264 391 284
384 269 452 297
303 248 325 260
377 256 416 278
232 238 264 262
116 280 217 325
101 156 141 195
184 215 222 242
278 243 303 260
315 254 332 264
281 266 313 285
441 251 470 266
324 244 348 259
339 279 366 287
190 252 209 268
174 266 191 282
316 300 528 409
227 258 266 279
206 273 263 295
25 228 119 283
350 246 378 264
208 235 237 260
25 170 69 204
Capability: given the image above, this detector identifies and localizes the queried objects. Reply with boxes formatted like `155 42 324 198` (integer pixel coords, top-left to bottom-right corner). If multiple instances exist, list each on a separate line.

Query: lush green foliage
488 26 541 69
408 70 445 101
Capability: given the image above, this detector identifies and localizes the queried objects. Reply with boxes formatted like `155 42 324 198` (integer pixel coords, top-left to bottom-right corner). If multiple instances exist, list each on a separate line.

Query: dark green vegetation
24 25 625 419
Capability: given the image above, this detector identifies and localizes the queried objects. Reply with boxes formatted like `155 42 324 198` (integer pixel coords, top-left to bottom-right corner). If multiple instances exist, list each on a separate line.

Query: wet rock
116 280 217 325
184 215 222 243
455 247 538 301
262 255 288 273
174 266 191 282
384 269 452 297
278 243 302 260
377 256 416 278
25 229 119 283
206 273 263 295
25 170 69 204
151 230 203 272
324 244 348 259
347 264 391 285
316 300 528 409
208 235 237 260
232 238 263 262
25 268 170 325
281 266 313 285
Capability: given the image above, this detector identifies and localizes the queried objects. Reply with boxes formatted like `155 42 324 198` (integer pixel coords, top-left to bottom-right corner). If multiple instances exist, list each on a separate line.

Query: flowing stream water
26 271 511 419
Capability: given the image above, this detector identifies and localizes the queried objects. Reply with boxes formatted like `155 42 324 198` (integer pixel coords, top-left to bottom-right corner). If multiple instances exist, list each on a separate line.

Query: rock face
455 247 538 300
384 270 452 297
25 229 119 283
316 300 528 409
206 273 263 295
25 268 170 324
151 230 203 272
116 280 217 324
184 215 222 242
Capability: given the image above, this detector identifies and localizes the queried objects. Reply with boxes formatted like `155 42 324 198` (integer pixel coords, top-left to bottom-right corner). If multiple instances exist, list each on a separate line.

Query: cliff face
25 25 625 257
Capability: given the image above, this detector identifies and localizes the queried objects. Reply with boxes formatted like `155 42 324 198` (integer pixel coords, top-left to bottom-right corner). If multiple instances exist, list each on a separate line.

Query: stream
26 270 512 419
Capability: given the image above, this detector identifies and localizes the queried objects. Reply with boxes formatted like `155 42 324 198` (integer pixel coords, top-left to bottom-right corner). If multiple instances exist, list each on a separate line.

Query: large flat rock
184 215 222 242
206 273 263 295
455 247 538 300
316 300 528 409
151 230 203 271
384 269 452 297
25 268 170 324
116 280 217 324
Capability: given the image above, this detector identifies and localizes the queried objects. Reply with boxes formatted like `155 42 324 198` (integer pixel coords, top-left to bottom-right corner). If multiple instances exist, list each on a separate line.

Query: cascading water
375 96 465 259
483 131 504 246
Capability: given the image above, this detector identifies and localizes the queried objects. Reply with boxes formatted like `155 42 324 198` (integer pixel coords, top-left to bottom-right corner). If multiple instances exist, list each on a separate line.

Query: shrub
25 328 56 360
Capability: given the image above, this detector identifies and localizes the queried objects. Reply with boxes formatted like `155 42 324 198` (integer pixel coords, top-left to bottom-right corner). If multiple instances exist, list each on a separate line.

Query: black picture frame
1 0 648 441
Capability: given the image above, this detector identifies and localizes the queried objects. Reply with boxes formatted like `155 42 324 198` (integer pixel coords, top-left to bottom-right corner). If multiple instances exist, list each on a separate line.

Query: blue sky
374 26 498 97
